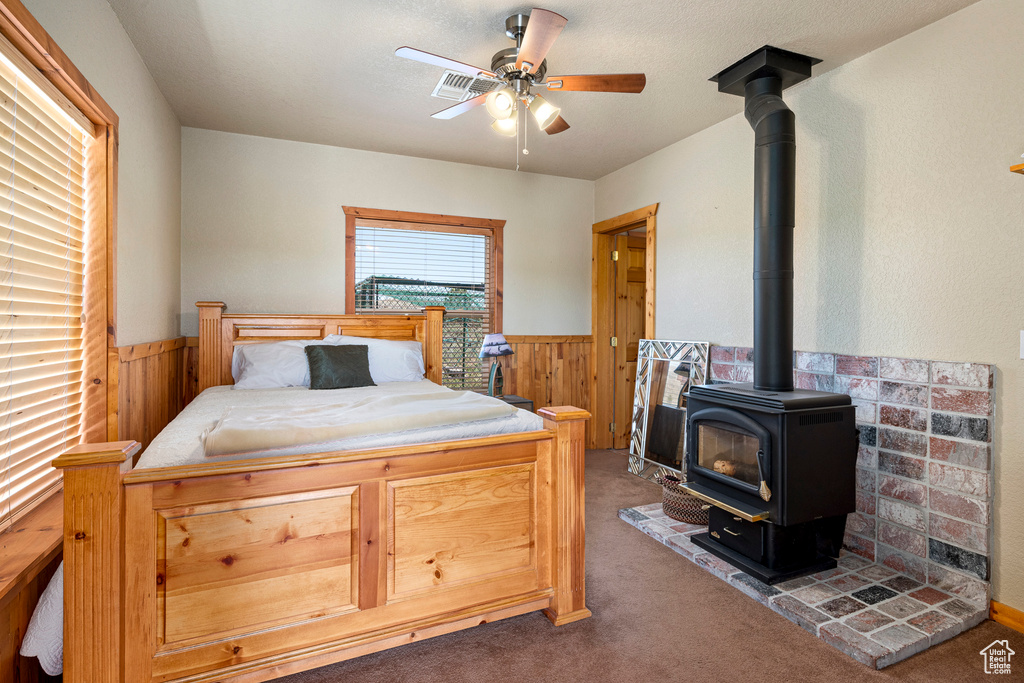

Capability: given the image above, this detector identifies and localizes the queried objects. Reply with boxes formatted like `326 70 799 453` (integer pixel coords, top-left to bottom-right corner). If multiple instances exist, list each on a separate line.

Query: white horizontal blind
0 43 88 531
353 222 492 391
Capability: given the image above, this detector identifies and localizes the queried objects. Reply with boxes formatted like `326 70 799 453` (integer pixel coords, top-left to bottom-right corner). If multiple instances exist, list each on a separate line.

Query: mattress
136 380 545 469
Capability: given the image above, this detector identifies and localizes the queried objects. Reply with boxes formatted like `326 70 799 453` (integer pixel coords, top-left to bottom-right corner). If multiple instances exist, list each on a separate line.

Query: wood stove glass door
689 408 771 500
697 422 760 487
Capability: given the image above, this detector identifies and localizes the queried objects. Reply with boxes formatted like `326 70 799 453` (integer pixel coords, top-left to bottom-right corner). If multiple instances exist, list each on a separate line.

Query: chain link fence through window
354 276 490 391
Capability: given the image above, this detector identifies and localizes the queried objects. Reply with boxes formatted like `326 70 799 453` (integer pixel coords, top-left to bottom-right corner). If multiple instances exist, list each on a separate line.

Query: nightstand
498 394 534 413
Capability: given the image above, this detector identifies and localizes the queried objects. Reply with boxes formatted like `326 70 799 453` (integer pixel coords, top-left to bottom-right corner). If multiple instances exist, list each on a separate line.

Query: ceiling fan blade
395 46 495 78
545 74 647 93
544 116 570 135
515 8 567 73
431 94 488 120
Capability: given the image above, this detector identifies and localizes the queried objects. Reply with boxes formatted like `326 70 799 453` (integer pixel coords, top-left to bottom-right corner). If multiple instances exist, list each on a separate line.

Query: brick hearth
619 504 987 668
708 348 994 605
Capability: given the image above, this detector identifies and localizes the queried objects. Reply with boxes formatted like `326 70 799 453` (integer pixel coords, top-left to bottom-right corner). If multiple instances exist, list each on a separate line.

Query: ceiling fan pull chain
516 104 520 171
523 104 529 156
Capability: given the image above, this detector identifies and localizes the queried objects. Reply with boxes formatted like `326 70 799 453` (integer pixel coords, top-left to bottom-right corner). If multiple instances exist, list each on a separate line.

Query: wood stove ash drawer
708 507 762 560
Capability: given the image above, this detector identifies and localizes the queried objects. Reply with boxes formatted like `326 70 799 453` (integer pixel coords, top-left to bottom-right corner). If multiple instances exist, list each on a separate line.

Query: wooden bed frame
54 302 590 683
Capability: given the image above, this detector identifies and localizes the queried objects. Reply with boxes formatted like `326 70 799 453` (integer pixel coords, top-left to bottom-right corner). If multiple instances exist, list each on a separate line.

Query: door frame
591 203 658 449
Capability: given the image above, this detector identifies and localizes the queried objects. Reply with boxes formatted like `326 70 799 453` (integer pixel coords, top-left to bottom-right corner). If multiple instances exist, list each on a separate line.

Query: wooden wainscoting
497 336 593 446
116 338 188 452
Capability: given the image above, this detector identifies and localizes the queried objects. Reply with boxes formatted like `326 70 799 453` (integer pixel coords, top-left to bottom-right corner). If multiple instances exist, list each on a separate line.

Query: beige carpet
277 449 1018 682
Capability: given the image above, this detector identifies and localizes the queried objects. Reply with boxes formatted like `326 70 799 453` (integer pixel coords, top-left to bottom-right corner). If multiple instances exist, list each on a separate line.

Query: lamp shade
479 333 514 358
491 117 517 136
528 95 560 130
485 88 516 120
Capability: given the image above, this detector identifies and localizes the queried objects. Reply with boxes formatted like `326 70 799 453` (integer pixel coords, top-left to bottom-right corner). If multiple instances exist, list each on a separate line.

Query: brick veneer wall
708 346 994 605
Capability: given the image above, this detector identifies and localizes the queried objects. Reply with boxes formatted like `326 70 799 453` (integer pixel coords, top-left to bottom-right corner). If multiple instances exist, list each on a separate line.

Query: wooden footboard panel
55 409 587 683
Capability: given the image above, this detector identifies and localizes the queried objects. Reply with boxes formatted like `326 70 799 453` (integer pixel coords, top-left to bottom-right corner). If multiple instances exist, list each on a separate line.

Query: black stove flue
683 47 859 584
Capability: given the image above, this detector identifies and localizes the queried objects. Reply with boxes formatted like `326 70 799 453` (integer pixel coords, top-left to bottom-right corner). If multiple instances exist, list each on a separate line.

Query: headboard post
423 306 445 385
196 301 226 394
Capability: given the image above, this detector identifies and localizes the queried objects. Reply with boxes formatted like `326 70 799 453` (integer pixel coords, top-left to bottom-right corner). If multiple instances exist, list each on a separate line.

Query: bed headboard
195 302 445 393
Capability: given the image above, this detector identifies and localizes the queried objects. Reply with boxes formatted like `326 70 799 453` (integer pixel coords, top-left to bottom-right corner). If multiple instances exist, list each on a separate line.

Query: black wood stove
683 47 859 584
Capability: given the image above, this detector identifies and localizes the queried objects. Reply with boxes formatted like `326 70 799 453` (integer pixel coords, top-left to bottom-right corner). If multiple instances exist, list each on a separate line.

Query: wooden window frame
0 0 119 528
342 206 504 333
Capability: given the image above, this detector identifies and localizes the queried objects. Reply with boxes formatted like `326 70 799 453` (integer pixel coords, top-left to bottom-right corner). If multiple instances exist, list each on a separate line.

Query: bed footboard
54 410 589 683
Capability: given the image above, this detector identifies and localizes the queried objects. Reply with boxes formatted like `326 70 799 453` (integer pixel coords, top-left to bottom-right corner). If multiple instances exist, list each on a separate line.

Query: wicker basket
657 474 709 526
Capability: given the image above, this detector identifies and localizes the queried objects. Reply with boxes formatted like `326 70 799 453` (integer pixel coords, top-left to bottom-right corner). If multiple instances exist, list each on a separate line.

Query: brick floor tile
844 609 895 634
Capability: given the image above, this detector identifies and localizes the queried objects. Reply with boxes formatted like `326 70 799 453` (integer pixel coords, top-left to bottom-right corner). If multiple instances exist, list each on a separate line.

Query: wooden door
613 234 646 448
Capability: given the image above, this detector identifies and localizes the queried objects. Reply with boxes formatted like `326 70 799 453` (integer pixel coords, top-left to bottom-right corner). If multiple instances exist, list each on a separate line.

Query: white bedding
138 380 543 469
22 380 544 674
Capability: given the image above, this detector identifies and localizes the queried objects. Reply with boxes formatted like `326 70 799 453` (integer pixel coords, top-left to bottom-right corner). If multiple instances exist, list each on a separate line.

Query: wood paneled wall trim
117 337 186 362
497 337 592 446
991 601 1024 634
504 335 592 344
116 339 187 453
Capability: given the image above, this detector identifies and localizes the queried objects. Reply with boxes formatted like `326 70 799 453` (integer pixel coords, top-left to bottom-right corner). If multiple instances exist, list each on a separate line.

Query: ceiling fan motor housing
490 47 547 83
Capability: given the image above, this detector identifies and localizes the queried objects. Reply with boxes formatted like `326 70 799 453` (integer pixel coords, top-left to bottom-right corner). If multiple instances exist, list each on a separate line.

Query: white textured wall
23 0 182 345
595 0 1024 606
180 128 594 336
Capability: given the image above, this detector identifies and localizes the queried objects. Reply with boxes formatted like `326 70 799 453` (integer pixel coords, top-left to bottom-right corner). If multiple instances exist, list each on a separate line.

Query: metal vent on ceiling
431 70 503 101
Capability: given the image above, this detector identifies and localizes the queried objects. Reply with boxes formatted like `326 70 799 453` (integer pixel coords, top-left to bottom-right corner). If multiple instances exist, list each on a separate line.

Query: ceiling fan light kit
485 87 517 120
396 7 646 158
528 94 560 130
491 116 517 136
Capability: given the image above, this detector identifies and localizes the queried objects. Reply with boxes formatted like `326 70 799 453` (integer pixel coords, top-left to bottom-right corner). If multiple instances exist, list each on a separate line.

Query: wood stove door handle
755 449 772 502
722 527 742 536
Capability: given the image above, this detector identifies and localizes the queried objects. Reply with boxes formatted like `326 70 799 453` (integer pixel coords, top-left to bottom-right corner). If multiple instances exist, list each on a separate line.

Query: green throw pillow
305 345 376 390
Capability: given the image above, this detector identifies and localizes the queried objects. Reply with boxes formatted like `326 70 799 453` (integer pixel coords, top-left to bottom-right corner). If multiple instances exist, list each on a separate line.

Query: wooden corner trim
991 600 1024 634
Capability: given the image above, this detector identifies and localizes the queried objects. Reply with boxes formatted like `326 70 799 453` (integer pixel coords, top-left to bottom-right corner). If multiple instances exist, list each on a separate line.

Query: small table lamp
479 333 514 396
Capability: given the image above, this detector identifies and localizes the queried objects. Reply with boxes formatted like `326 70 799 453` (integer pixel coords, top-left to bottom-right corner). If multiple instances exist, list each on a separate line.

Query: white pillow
323 335 425 383
233 340 315 389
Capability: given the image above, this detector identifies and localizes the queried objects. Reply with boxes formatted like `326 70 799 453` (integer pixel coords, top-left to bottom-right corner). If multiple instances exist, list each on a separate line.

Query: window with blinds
0 41 89 530
351 220 498 392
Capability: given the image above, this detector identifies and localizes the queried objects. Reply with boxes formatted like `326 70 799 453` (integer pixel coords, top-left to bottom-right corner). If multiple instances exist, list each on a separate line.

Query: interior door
613 234 647 448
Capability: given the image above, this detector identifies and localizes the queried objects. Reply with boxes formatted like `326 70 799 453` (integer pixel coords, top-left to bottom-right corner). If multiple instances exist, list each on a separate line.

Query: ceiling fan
395 8 646 137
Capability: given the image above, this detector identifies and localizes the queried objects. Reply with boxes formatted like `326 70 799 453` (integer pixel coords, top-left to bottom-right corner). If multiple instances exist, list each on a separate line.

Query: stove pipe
746 76 794 391
710 46 820 392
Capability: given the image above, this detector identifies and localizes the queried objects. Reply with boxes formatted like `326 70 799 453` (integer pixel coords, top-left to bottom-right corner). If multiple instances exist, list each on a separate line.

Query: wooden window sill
0 490 62 609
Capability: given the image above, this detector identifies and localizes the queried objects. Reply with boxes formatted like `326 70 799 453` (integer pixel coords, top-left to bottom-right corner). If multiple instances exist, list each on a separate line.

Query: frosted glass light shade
529 95 560 129
485 88 516 120
491 117 517 136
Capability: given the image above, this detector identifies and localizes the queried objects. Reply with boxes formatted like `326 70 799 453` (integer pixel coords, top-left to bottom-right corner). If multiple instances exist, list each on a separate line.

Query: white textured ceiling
105 0 978 180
